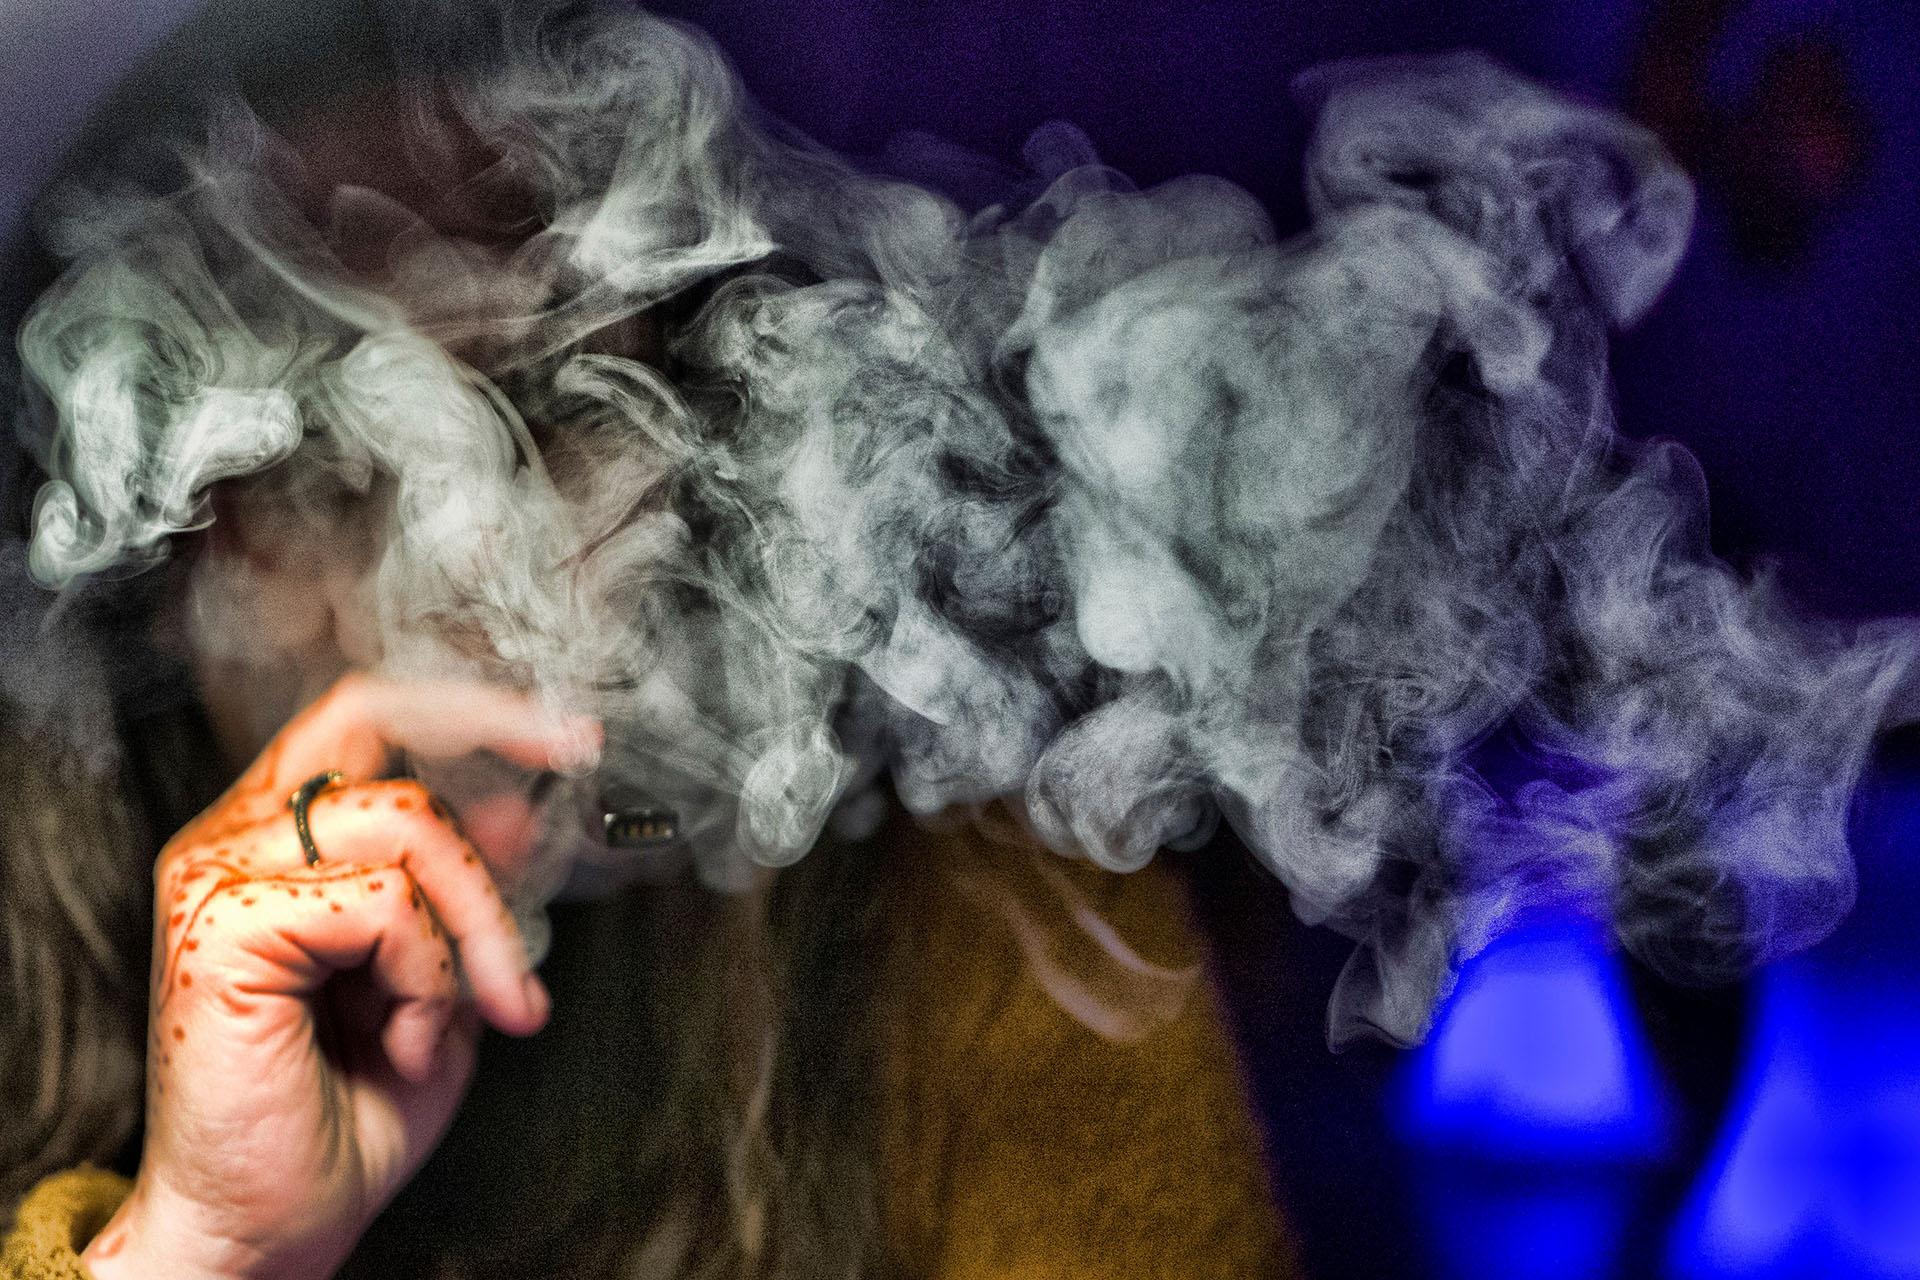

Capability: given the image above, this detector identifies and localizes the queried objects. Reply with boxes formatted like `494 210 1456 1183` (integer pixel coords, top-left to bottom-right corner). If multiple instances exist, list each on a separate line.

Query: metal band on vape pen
602 806 679 847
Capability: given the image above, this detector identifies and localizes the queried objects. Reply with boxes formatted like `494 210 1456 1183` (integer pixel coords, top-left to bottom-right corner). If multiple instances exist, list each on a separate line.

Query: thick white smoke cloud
15 5 1919 1043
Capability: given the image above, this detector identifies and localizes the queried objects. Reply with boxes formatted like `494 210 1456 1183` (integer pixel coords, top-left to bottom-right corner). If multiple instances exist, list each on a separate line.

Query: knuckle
356 861 398 891
361 866 415 918
155 851 208 897
207 880 257 914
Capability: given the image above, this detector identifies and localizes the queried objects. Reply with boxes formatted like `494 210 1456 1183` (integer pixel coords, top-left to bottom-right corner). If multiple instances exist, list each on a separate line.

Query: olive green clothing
0 1169 129 1280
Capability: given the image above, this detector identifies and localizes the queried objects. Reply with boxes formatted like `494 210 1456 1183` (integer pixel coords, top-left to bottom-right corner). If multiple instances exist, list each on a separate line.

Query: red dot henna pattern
155 861 405 1014
153 861 251 1005
151 764 477 1033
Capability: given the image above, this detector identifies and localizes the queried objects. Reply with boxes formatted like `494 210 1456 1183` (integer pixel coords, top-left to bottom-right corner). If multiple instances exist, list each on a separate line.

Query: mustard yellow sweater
3 825 1296 1278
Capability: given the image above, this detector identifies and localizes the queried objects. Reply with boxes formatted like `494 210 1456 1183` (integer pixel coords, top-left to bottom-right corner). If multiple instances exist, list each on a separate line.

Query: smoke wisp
15 5 1918 1044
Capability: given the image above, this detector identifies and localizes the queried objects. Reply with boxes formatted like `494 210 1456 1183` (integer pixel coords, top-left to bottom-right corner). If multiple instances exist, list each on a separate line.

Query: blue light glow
1409 1157 1638 1280
1400 914 1669 1163
1397 913 1670 1280
1668 741 1920 1279
1668 969 1920 1280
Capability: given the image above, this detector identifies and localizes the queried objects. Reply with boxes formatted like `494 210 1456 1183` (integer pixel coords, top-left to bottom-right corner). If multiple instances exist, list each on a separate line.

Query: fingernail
522 972 551 1023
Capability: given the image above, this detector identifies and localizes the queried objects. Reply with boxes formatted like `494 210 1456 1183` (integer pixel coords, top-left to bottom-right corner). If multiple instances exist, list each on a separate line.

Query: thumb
358 1004 486 1185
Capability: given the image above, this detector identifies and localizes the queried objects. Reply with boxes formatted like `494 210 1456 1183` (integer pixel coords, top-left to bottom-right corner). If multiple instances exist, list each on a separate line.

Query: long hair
0 690 147 1220
0 551 228 1218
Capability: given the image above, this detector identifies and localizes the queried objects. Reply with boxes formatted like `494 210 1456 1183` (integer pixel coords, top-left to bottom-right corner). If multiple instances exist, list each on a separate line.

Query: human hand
81 674 599 1280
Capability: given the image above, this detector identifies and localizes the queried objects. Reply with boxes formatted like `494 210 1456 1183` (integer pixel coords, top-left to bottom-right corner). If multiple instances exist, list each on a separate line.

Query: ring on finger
288 770 346 867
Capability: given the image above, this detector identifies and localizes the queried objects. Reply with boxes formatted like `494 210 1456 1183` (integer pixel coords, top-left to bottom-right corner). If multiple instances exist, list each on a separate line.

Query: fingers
176 861 544 1062
443 787 547 884
281 781 547 1034
161 775 547 1043
160 782 548 1032
190 673 600 840
291 673 601 782
154 673 578 1071
304 781 546 1034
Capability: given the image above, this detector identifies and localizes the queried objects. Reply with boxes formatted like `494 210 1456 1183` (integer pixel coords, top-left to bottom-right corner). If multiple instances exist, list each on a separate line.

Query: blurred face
174 86 681 900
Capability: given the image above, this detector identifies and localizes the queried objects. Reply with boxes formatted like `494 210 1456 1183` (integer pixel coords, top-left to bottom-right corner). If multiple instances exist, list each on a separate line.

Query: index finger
202 674 600 834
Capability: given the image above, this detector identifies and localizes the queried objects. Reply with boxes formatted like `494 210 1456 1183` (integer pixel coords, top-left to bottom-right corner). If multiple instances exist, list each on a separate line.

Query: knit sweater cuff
2 1168 133 1279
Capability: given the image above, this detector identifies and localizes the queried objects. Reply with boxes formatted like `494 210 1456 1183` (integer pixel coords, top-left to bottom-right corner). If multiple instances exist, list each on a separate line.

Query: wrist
80 1181 270 1280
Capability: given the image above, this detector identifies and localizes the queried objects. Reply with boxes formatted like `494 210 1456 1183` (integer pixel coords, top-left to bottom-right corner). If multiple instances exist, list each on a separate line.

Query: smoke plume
14 4 1918 1043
